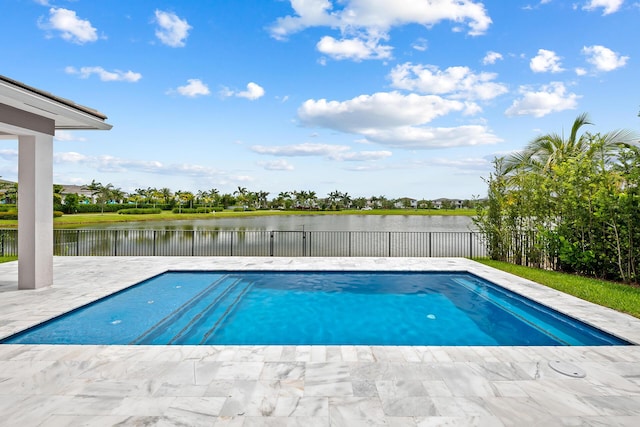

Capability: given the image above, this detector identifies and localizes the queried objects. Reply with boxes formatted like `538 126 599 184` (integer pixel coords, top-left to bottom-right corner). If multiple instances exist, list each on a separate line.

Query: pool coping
1 257 639 425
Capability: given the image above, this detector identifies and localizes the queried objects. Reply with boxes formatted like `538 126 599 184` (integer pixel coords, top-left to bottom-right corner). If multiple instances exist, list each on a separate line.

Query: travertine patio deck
0 257 639 426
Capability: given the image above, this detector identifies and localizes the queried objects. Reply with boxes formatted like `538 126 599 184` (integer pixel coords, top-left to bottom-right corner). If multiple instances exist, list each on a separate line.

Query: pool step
169 278 254 344
131 275 242 345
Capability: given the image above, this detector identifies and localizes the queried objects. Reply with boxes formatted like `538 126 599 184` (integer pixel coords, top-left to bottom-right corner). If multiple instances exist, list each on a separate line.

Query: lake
75 214 476 232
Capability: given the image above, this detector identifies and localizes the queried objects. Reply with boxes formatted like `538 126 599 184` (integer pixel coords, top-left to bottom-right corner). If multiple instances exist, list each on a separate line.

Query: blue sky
1 0 638 199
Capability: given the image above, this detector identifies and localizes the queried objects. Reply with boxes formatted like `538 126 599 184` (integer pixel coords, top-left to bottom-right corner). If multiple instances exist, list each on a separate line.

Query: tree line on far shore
0 180 477 215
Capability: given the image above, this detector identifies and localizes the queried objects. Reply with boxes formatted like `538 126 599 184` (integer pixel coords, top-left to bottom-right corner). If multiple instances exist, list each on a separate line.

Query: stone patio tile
1 257 640 425
328 397 386 426
415 416 505 426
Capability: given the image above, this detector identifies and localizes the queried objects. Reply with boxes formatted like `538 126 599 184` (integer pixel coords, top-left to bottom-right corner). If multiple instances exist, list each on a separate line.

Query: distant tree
53 184 64 207
219 193 235 209
353 197 367 209
84 180 115 214
63 193 79 214
234 186 248 209
159 187 173 206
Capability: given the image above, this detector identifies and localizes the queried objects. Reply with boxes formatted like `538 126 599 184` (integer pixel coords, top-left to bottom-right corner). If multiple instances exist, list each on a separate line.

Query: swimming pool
1 271 630 346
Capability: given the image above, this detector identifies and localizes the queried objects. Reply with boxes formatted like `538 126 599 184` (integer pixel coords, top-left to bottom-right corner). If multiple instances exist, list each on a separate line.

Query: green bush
118 208 162 215
0 210 63 219
75 203 127 213
0 205 16 212
0 211 18 220
171 208 198 214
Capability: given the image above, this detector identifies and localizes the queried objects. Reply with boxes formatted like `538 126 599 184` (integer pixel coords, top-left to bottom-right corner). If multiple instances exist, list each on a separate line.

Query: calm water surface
76 215 475 232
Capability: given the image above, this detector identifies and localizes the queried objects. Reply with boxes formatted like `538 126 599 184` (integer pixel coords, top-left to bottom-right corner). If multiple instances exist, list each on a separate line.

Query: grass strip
475 259 640 319
0 256 17 264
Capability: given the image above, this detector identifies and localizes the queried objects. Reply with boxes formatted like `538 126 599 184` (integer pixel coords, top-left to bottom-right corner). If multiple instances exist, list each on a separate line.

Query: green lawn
475 259 640 319
0 256 17 264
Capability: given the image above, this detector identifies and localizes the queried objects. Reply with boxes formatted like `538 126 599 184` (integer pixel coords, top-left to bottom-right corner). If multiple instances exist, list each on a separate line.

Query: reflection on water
73 214 475 232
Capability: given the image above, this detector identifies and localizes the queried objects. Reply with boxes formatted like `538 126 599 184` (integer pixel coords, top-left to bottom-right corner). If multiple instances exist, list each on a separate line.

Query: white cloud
251 143 350 157
333 150 392 161
238 82 265 100
316 35 393 61
54 131 87 142
39 8 98 44
0 149 18 161
269 0 339 40
582 45 629 71
361 125 501 149
251 143 392 162
154 10 191 47
412 38 428 52
269 0 491 63
505 82 580 117
482 51 503 65
583 0 624 15
297 91 499 149
530 49 564 73
259 159 295 171
388 63 508 101
54 152 224 179
171 79 210 97
298 91 466 133
270 0 492 38
428 157 492 170
65 66 142 82
221 82 265 100
54 151 88 163
575 67 587 76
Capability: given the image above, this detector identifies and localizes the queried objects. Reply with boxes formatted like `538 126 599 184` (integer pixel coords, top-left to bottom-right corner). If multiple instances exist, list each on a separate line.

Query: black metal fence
0 229 488 258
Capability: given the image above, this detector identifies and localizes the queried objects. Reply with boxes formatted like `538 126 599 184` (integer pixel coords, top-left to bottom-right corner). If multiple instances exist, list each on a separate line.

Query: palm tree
340 192 352 209
503 113 593 174
208 188 220 207
327 190 342 209
84 180 115 214
234 186 248 209
159 187 173 205
256 191 270 209
503 113 638 175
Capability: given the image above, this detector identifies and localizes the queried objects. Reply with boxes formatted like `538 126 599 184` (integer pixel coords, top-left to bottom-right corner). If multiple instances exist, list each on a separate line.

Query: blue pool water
1 271 630 346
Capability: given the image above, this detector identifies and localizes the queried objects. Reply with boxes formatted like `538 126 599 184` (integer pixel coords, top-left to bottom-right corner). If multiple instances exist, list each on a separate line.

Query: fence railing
0 229 488 258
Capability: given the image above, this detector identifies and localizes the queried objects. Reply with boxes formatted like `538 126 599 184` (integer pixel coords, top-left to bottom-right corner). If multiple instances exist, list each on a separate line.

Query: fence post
302 231 306 256
230 232 233 256
0 230 4 257
388 232 392 257
469 232 473 258
192 230 195 256
270 231 274 256
153 230 157 256
348 231 351 257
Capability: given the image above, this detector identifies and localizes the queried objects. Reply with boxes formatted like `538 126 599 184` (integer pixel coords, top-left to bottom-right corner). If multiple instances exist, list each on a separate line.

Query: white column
18 133 54 290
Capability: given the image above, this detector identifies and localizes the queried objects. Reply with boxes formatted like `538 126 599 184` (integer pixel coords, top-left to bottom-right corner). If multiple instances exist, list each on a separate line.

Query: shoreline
0 209 476 229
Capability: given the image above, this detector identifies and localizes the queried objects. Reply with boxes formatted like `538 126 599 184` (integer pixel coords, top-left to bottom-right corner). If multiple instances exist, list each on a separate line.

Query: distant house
60 184 95 203
432 198 465 209
394 197 418 209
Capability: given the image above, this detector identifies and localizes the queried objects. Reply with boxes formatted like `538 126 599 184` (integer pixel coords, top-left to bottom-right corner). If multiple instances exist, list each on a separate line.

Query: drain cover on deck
548 360 586 378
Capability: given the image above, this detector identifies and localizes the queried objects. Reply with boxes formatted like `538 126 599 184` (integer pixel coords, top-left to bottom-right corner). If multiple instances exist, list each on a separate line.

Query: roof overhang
0 75 112 136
